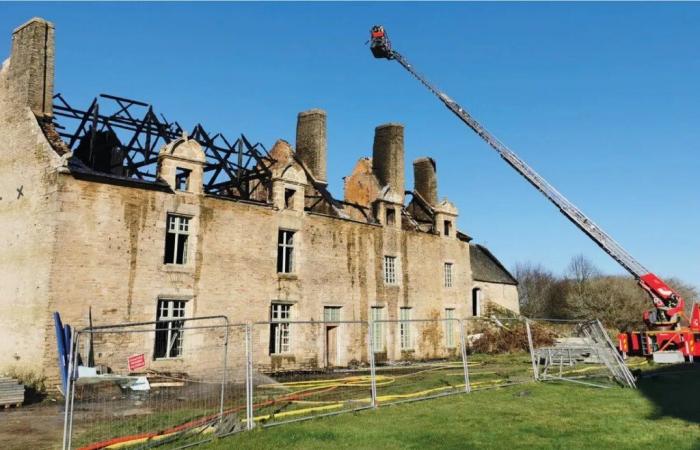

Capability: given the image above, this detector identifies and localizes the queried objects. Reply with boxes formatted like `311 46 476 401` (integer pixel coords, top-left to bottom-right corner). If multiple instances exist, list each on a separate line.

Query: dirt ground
0 402 65 450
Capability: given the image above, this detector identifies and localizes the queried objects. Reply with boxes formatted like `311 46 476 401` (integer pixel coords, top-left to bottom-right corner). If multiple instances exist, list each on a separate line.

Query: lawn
198 364 700 450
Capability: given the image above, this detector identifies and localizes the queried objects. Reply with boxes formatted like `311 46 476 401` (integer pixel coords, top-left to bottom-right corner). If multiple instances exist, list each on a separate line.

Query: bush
470 321 556 354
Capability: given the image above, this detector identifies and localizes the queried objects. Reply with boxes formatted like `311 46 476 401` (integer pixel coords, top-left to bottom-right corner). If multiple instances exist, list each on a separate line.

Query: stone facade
0 18 518 385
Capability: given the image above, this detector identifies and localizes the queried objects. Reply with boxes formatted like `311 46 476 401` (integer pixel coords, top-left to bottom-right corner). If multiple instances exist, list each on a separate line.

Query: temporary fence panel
249 320 374 427
63 316 229 450
527 319 636 388
462 317 537 390
372 318 469 406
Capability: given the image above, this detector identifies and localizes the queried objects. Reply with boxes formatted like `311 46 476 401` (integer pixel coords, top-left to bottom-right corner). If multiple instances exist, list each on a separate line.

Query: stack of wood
0 377 25 408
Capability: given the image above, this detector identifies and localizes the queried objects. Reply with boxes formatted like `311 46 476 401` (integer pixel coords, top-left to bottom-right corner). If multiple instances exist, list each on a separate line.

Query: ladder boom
391 50 649 279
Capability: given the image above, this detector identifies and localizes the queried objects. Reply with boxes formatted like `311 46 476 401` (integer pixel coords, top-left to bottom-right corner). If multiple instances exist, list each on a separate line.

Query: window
175 167 191 192
270 303 291 354
400 307 412 350
154 299 185 359
472 288 482 317
445 308 455 348
164 215 190 265
384 256 397 285
324 306 341 322
277 230 295 273
385 207 396 226
371 306 385 353
444 262 453 288
444 220 452 236
284 188 296 209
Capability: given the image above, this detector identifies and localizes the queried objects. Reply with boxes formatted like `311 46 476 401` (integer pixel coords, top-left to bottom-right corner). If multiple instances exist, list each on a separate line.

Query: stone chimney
8 17 55 118
372 123 404 201
413 157 438 205
295 109 327 184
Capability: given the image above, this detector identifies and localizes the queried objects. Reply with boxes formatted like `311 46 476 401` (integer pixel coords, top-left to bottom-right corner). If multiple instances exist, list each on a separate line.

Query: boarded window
154 299 185 359
164 215 189 265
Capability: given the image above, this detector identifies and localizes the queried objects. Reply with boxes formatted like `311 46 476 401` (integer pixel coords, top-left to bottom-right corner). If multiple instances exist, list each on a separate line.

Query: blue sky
1 3 698 289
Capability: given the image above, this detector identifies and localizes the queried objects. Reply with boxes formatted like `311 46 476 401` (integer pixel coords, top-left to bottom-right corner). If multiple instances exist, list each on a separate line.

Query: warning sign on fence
127 353 146 372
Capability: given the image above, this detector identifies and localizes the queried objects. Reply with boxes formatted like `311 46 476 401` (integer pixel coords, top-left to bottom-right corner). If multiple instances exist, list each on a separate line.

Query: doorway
325 325 338 367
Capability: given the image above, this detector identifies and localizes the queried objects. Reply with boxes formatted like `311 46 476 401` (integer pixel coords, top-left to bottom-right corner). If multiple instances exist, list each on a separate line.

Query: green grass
199 364 700 450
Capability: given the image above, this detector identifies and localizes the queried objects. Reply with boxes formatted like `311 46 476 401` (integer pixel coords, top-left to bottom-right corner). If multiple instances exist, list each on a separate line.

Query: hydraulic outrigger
369 25 699 361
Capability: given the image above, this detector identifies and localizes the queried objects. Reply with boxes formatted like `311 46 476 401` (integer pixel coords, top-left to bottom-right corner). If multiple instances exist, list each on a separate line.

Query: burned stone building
0 18 518 383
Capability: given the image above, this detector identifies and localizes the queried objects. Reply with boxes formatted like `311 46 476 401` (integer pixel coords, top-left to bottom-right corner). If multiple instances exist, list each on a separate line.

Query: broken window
175 167 191 192
384 256 397 285
445 308 456 348
444 220 452 236
386 207 396 226
277 230 295 273
444 262 453 288
284 188 296 209
154 299 185 359
164 215 190 265
400 307 412 350
270 303 292 354
323 306 341 322
371 306 385 353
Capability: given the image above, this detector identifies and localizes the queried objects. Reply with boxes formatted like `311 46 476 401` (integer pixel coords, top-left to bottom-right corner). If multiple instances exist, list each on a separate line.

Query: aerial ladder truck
369 25 699 362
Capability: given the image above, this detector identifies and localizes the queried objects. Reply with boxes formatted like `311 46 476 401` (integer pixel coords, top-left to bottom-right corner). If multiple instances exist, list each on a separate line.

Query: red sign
128 353 146 372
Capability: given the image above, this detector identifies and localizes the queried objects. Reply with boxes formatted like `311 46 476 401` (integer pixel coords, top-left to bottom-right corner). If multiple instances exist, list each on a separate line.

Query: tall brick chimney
295 109 327 184
413 157 438 205
9 17 55 118
372 123 404 201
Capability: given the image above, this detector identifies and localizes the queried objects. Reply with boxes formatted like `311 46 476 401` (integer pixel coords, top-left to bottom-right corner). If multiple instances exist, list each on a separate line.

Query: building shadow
635 363 700 424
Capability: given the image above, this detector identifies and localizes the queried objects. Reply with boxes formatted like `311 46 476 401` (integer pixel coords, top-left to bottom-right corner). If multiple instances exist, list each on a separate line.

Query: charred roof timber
51 93 274 202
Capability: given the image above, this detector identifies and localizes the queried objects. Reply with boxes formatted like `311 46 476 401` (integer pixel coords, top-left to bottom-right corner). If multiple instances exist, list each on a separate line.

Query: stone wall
0 19 62 379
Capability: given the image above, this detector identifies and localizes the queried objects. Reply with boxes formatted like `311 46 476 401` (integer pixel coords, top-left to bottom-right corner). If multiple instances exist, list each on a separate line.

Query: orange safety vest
372 30 384 39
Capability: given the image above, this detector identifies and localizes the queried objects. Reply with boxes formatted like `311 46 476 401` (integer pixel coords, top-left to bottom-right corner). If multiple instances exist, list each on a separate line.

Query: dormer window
175 167 191 192
284 188 296 209
444 220 452 236
386 207 396 226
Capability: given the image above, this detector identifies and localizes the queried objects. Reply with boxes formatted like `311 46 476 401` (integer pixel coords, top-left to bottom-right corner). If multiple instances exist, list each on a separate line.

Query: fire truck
369 26 699 363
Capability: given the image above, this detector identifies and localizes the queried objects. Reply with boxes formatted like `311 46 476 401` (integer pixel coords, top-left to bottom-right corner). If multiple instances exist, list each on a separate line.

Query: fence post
525 319 539 381
458 319 471 393
367 320 377 408
219 320 229 426
245 323 254 430
61 331 76 450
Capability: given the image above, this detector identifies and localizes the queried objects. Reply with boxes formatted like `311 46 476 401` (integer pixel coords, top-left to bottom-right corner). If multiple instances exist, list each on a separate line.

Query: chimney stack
413 157 438 205
9 17 55 118
295 109 327 184
372 123 404 201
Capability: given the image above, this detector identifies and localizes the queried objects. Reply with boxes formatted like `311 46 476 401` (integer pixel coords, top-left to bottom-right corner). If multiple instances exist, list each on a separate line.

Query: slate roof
470 244 518 285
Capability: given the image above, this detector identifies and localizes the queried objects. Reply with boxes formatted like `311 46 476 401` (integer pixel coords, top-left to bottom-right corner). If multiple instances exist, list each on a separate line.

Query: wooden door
326 326 338 367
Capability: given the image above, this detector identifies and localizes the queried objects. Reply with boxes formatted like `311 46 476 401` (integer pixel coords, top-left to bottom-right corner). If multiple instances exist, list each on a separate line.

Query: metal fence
63 315 633 449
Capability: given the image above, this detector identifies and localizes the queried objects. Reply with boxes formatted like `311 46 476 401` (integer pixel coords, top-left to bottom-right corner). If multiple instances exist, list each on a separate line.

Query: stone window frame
399 307 413 351
370 306 385 353
164 214 191 266
444 262 454 288
383 255 398 285
444 308 456 349
154 299 187 360
277 229 296 274
270 302 292 355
